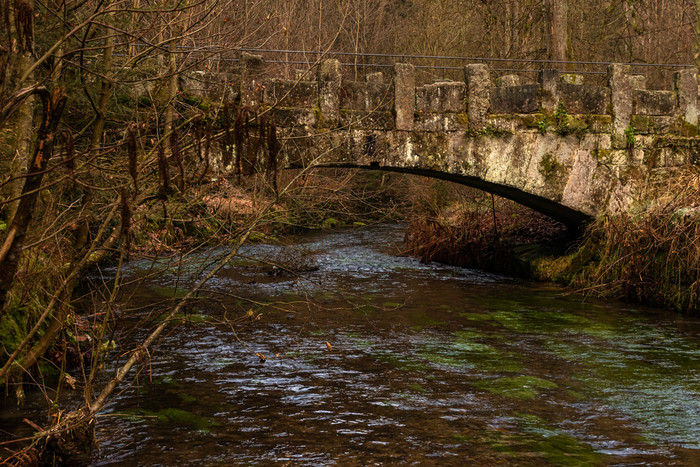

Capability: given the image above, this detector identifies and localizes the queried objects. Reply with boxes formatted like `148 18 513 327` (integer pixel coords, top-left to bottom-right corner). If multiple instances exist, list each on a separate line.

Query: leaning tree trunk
0 88 67 312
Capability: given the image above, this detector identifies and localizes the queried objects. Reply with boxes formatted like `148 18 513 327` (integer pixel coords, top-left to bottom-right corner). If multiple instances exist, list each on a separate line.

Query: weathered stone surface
181 71 237 101
630 75 646 90
318 59 342 121
538 70 560 111
580 115 613 133
634 90 676 116
240 52 264 106
608 64 632 149
495 74 520 87
674 68 698 125
365 82 393 111
465 64 491 130
339 110 394 130
560 83 610 114
414 113 468 132
415 81 466 113
630 115 674 134
264 79 317 107
340 81 367 111
366 72 384 84
271 108 316 128
394 63 415 130
561 74 584 85
490 84 540 114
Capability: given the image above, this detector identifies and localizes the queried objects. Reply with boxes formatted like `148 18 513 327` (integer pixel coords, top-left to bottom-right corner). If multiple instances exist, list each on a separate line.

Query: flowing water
3 224 700 465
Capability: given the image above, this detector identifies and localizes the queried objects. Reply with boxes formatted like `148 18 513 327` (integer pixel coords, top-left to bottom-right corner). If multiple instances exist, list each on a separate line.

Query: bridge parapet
184 53 698 140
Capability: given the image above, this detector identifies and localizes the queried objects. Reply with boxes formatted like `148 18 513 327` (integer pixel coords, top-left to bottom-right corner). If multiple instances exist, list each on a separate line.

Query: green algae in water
545 335 700 449
459 312 496 321
491 309 591 334
375 350 429 372
156 408 220 432
475 375 558 400
154 375 179 386
209 357 238 370
177 392 197 403
513 413 603 466
344 333 376 349
406 310 445 327
353 304 379 316
417 333 524 373
451 433 473 442
112 408 219 433
409 383 428 393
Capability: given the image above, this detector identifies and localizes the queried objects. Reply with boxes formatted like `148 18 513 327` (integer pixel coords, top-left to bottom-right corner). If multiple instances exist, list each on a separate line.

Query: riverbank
403 166 700 315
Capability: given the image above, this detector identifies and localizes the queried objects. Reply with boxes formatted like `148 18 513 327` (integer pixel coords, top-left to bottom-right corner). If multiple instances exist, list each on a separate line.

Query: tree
546 0 568 66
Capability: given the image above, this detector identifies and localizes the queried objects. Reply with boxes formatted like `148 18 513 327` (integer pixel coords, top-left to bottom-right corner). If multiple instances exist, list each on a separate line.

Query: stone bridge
184 54 700 230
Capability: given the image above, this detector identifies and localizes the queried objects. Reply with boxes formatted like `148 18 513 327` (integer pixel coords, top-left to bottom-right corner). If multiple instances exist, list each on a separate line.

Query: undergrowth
403 179 568 276
561 166 700 313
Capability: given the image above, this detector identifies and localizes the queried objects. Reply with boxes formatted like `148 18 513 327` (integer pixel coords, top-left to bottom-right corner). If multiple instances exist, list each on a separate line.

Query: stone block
264 79 317 107
339 110 394 130
495 74 520 87
561 74 584 85
538 69 560 111
394 63 415 131
415 81 466 113
340 81 368 111
630 115 674 134
633 90 676 116
240 52 264 106
560 83 610 114
318 59 342 121
580 115 613 133
366 72 384 84
414 113 468 132
674 68 698 126
490 84 540 113
608 64 632 149
630 75 646 90
365 82 393 111
271 108 316 128
464 64 491 130
181 71 237 102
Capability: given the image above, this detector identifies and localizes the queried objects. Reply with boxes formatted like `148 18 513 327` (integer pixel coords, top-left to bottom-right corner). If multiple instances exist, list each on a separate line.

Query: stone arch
314 163 592 232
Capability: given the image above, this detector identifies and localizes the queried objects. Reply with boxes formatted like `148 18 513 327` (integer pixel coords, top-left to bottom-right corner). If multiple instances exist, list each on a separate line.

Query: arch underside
312 163 592 232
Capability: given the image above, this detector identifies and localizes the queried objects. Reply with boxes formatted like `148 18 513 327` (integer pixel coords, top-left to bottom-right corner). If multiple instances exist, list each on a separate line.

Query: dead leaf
64 374 77 389
326 342 332 352
256 352 266 363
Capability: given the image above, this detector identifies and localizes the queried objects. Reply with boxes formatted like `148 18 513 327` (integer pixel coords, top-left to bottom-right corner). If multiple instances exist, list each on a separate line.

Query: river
3 224 700 465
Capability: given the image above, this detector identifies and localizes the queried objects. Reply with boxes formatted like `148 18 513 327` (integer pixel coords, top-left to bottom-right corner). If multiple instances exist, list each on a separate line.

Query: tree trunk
0 88 67 312
695 0 700 69
546 0 568 67
4 0 35 226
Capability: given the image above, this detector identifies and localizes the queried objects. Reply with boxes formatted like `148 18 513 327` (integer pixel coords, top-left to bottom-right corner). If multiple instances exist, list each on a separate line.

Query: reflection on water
3 224 700 466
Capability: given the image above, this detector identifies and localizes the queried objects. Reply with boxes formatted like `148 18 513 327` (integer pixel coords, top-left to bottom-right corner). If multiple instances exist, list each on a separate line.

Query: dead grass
570 166 700 313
